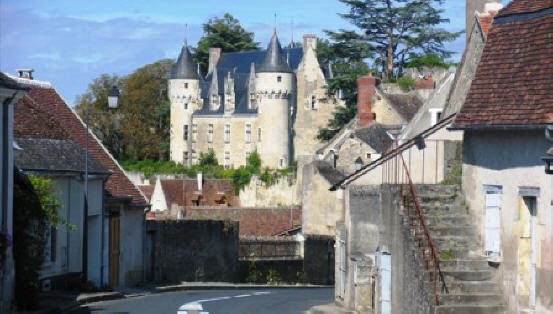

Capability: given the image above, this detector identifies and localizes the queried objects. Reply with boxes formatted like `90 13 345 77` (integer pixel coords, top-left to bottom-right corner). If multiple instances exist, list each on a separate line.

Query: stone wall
185 206 301 237
239 236 301 260
239 175 298 207
145 220 239 283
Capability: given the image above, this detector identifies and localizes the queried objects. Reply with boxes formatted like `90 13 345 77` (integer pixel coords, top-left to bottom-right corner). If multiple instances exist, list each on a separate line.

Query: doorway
518 196 537 309
109 215 120 287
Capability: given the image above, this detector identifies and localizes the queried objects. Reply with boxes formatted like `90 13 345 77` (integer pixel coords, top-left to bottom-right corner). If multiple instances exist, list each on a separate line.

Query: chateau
168 30 342 168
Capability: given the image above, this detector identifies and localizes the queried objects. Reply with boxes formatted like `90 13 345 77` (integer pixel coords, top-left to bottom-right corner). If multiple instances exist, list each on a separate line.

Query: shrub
266 268 281 285
398 76 416 92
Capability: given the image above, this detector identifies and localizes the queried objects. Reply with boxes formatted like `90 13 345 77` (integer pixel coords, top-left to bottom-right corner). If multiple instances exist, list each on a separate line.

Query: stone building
168 31 341 169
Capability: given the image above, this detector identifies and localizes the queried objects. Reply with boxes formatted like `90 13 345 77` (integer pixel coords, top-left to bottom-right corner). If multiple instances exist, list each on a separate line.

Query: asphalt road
69 288 333 314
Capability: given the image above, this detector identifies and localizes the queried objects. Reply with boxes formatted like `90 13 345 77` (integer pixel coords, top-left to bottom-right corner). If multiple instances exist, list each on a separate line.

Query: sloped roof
497 0 553 17
138 185 154 202
354 124 394 153
314 160 346 185
453 1 553 128
257 30 293 73
17 87 148 206
15 94 71 140
0 72 29 91
383 93 424 121
15 138 108 174
159 179 239 208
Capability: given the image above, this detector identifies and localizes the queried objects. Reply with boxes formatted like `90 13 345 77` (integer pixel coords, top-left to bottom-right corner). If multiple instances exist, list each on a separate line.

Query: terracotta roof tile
18 87 148 206
139 185 154 202
497 0 553 17
454 5 553 128
159 179 239 208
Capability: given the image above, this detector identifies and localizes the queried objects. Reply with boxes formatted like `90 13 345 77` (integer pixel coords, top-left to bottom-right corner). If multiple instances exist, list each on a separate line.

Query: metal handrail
398 152 448 305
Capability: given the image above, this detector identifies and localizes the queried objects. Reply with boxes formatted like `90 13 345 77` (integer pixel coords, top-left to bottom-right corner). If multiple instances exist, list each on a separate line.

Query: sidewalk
304 302 355 314
154 281 333 293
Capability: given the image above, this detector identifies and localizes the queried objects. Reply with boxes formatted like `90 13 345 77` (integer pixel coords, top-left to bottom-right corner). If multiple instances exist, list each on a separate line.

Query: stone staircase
402 184 506 314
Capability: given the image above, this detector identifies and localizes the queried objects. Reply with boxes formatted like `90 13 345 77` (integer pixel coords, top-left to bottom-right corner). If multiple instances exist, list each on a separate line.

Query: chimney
16 69 34 80
197 172 203 191
357 73 378 128
415 74 435 90
302 34 317 54
466 0 501 43
208 48 222 75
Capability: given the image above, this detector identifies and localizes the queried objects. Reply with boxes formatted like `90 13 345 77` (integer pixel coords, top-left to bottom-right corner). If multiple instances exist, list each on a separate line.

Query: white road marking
178 291 273 314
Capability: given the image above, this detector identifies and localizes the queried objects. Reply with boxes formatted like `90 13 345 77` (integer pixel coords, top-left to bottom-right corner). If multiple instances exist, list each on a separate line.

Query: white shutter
485 191 501 258
381 253 392 314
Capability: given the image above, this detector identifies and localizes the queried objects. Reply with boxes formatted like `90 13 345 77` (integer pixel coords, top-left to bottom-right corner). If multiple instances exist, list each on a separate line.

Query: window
249 93 256 107
355 157 363 171
257 128 262 142
245 123 252 143
484 185 502 259
184 103 188 110
44 224 56 263
366 153 372 160
437 111 442 121
192 124 198 142
224 123 231 143
277 76 282 82
246 151 251 160
183 151 189 164
208 124 214 143
429 108 443 126
311 95 317 110
224 151 231 169
280 158 285 168
184 82 188 89
191 150 197 163
183 125 189 141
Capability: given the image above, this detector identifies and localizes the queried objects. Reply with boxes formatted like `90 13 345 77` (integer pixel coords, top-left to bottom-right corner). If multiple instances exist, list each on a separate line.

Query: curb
155 283 333 293
76 291 125 304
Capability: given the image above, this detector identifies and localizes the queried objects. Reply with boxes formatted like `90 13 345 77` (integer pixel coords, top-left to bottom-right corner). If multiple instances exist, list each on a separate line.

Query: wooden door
109 216 120 287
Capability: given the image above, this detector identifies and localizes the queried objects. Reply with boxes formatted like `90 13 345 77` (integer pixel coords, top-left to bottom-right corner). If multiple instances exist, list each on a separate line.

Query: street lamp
108 85 120 109
83 85 120 285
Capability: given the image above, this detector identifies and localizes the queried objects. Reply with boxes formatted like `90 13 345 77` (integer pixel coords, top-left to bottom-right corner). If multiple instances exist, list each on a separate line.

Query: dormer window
429 108 443 126
184 83 189 89
277 76 282 82
355 157 363 171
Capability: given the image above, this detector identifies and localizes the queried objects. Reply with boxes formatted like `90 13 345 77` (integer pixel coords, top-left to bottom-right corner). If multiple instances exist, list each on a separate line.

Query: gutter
448 124 550 131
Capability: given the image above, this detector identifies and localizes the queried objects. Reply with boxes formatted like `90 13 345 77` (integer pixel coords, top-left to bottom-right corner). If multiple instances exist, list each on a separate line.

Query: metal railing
398 152 448 305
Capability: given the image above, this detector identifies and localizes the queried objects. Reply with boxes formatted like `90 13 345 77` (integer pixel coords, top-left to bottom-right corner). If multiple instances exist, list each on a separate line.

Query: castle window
191 150 197 163
192 124 198 142
224 123 231 143
429 108 443 126
184 103 188 110
208 124 214 143
184 83 189 89
258 128 262 142
245 123 252 143
183 151 189 164
311 95 317 110
279 158 286 168
246 151 251 160
224 151 231 169
183 125 189 141
277 76 282 82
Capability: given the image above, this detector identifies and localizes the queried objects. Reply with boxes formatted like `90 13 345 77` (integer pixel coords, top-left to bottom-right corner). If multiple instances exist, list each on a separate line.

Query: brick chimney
357 73 377 128
208 48 222 75
466 0 501 43
415 74 435 90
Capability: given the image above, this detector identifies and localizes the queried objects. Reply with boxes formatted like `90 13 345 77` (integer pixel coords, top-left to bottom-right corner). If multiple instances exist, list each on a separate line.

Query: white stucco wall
462 130 552 313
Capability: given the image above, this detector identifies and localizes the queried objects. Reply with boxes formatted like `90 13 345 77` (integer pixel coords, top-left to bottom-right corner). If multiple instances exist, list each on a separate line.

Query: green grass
440 249 455 261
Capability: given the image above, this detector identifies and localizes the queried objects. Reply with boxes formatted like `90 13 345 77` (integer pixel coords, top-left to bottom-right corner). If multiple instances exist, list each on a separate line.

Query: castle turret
256 30 293 168
168 42 201 165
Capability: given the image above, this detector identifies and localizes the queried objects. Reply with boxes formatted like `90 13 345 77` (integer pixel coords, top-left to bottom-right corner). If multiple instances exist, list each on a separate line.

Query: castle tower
168 41 201 165
256 29 293 168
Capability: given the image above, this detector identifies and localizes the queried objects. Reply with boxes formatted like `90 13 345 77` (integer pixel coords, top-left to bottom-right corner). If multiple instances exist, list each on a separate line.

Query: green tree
331 0 461 79
316 39 371 140
193 13 260 74
76 59 174 161
199 149 218 167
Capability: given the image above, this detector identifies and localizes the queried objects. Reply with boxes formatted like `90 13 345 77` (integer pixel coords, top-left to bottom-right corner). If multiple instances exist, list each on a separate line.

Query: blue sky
0 0 506 104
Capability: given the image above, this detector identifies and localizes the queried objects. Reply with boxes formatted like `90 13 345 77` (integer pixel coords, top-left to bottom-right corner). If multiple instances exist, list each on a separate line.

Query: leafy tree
317 39 371 140
76 59 174 161
198 149 219 167
193 13 260 74
407 52 451 70
330 0 462 79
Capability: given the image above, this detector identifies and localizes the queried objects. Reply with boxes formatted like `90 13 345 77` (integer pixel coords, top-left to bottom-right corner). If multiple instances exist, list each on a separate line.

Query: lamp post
83 85 119 284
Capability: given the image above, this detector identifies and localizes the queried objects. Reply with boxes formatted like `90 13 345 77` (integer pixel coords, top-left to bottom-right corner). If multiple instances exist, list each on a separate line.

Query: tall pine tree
330 0 461 80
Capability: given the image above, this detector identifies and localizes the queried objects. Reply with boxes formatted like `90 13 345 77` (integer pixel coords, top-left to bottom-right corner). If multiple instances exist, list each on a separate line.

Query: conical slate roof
170 42 200 80
257 30 293 73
